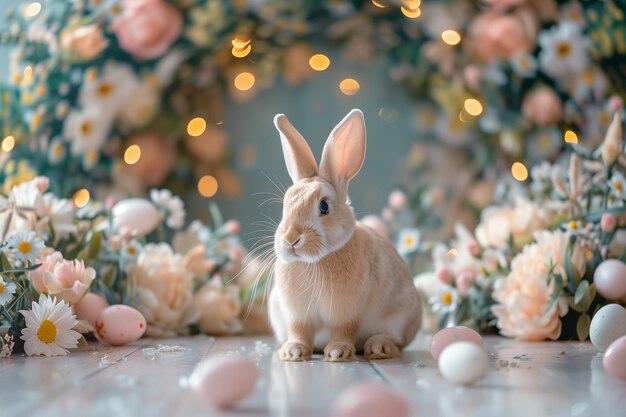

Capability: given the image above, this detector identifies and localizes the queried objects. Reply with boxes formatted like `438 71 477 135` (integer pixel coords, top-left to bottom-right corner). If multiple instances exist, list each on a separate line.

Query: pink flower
388 190 407 210
608 95 624 112
455 271 476 296
360 215 389 238
224 220 241 235
31 252 96 304
522 87 562 126
436 266 452 285
33 176 49 193
112 0 182 60
470 8 538 61
60 24 109 60
601 213 617 232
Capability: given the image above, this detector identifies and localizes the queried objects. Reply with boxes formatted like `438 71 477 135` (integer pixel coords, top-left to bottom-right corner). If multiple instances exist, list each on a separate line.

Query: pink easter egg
603 336 626 380
190 356 259 409
74 292 109 326
360 215 388 237
431 326 483 360
330 383 409 417
594 260 626 301
95 305 146 346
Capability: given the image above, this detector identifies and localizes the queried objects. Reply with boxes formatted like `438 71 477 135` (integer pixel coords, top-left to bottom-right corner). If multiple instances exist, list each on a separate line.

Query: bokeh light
309 54 330 71
124 145 141 165
234 72 255 91
441 30 461 46
511 162 528 181
24 2 41 17
198 175 219 197
2 136 15 152
339 78 360 96
464 98 483 116
73 189 90 208
564 130 578 144
187 117 207 137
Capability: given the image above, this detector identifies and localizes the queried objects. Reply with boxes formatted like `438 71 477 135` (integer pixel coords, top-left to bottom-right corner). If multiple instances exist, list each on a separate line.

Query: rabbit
268 108 421 362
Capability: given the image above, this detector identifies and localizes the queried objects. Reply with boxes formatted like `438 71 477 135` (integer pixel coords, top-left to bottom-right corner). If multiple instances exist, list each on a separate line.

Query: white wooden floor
1 334 624 417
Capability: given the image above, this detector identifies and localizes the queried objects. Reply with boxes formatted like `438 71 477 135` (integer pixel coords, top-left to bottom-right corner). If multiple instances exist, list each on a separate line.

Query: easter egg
74 292 109 326
111 198 160 236
95 305 146 346
430 326 483 360
189 356 259 409
602 336 626 380
438 341 488 385
589 304 626 351
330 383 409 417
594 260 626 301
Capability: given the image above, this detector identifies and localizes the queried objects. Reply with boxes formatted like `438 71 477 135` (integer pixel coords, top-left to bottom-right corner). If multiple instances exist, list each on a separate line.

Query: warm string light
187 117 207 137
309 54 330 71
198 175 219 197
401 0 421 18
564 130 578 143
124 145 141 165
23 66 33 81
234 72 255 91
2 136 15 152
73 189 90 208
441 30 461 46
511 162 528 181
339 78 360 96
371 0 386 8
448 248 458 256
463 98 483 116
231 37 252 58
24 2 41 18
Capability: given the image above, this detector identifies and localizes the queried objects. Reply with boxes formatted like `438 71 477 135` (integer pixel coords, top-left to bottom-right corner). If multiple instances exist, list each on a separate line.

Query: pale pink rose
360 215 388 238
112 0 182 60
192 279 243 335
224 220 241 235
608 95 624 112
470 9 537 61
388 190 407 210
463 65 482 91
126 132 175 188
491 230 586 340
31 252 96 304
436 266 452 285
455 271 476 296
60 25 109 60
381 208 394 221
601 213 617 232
33 176 49 193
466 240 480 256
522 87 562 126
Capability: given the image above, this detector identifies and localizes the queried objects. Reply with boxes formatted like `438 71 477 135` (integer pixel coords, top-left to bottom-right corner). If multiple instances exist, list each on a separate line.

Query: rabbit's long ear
274 114 318 183
319 109 366 203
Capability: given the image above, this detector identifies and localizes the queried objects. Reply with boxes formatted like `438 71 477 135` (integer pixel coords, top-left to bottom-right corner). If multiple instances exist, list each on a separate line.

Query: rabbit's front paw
323 341 356 362
278 340 312 361
364 334 400 360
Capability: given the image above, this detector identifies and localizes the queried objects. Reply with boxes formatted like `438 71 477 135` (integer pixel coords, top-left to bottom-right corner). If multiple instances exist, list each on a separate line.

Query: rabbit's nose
284 236 301 246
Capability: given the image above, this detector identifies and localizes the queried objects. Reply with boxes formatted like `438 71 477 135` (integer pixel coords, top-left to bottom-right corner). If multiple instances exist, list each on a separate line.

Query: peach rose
491 230 586 340
470 8 538 61
126 132 175 188
112 0 182 60
30 252 95 304
522 87 562 126
61 25 109 60
192 278 243 335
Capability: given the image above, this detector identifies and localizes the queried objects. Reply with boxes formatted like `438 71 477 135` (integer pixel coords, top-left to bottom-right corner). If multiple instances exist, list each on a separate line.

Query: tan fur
269 110 421 361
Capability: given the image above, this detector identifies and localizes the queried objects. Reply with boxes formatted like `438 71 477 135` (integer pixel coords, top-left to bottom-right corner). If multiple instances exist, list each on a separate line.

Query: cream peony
475 198 545 249
491 230 586 341
30 252 95 304
130 243 199 337
192 278 243 335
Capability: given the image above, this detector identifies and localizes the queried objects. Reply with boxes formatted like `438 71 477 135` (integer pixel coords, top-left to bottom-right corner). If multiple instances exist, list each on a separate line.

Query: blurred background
1 0 625 239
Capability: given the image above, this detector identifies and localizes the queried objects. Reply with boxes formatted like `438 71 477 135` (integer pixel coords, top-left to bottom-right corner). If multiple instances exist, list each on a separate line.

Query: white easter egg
74 292 109 326
95 304 146 346
594 260 626 301
111 198 160 236
590 304 626 351
438 341 488 385
189 356 259 409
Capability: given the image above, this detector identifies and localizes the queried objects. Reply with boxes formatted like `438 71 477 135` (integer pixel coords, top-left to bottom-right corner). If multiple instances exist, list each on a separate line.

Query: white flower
150 189 186 229
538 22 590 79
63 106 112 156
118 79 161 129
570 67 608 103
78 61 139 114
121 239 143 261
173 220 211 254
429 286 459 314
397 228 421 256
510 53 538 78
530 161 553 194
563 219 592 236
608 191 625 209
83 150 100 171
19 294 81 356
609 171 626 200
6 231 45 262
35 193 77 237
0 277 17 306
48 137 66 164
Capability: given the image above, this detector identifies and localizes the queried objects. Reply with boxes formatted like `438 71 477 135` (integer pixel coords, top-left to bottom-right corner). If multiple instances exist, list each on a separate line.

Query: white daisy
121 239 143 261
569 66 609 104
63 106 112 156
397 228 421 256
510 53 538 78
35 193 77 237
607 191 625 209
609 172 626 200
78 61 138 113
563 220 592 236
19 294 81 357
118 79 160 130
48 137 67 164
0 277 17 306
429 286 460 314
538 22 590 79
150 189 186 229
6 231 45 262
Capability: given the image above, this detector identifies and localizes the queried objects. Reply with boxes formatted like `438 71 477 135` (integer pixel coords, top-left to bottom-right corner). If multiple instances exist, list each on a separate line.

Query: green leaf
576 313 591 341
101 265 117 288
574 280 589 305
76 335 88 349
87 231 103 259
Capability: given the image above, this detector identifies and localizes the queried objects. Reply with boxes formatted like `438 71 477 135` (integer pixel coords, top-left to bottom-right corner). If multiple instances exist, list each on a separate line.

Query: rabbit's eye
319 199 329 215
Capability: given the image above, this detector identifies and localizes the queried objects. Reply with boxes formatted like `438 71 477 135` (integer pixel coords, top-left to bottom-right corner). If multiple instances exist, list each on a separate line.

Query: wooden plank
0 340 146 417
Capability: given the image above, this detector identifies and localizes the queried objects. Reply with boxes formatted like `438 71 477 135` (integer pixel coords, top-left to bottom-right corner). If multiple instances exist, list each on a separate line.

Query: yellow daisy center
37 319 57 344
0 282 4 294
556 42 571 57
569 220 578 230
98 82 113 96
127 246 137 256
440 292 453 305
18 241 32 254
404 236 415 247
80 121 92 136
615 181 624 192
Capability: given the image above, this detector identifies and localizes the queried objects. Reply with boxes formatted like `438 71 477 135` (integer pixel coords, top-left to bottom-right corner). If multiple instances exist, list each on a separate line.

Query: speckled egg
74 292 109 326
189 356 259 409
95 305 146 346
594 259 626 301
603 336 626 380
330 383 409 417
438 341 488 385
111 198 160 236
430 326 483 360
590 304 626 351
